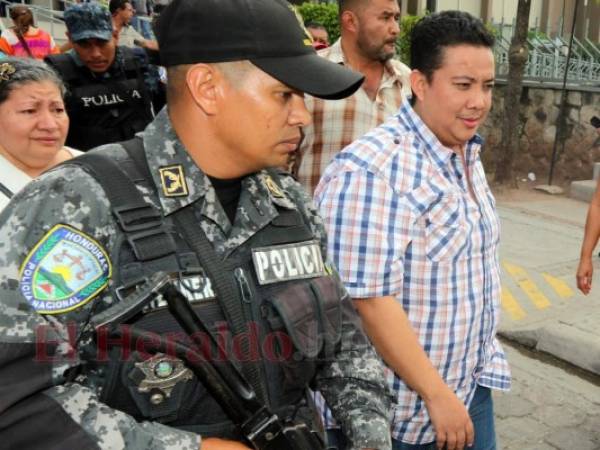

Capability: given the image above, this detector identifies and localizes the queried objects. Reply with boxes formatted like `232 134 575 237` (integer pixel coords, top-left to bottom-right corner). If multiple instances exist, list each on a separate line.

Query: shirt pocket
424 194 468 263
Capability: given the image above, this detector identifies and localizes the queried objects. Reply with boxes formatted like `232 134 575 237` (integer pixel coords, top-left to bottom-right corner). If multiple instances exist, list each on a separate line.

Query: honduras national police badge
19 224 112 314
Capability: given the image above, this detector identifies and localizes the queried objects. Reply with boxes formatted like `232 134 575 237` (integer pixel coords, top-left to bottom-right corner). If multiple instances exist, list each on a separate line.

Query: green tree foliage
296 3 341 43
296 2 423 66
396 14 423 66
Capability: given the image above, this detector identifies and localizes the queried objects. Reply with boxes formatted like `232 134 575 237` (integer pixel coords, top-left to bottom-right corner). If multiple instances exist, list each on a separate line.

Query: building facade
402 0 599 41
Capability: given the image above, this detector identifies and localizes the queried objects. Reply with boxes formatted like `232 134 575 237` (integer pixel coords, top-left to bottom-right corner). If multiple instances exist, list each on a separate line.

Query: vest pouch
265 282 323 360
309 275 344 357
262 276 343 393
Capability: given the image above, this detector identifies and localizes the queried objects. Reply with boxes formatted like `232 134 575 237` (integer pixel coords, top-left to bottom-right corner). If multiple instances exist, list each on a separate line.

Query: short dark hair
410 10 494 81
304 20 325 30
109 0 130 15
337 0 367 15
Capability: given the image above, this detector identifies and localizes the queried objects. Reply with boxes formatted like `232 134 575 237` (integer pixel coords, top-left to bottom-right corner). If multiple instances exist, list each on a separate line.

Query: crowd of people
0 1 166 149
0 1 598 450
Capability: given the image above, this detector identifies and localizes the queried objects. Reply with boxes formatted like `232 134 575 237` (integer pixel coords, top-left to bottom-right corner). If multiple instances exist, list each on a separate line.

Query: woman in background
0 6 59 59
0 57 78 211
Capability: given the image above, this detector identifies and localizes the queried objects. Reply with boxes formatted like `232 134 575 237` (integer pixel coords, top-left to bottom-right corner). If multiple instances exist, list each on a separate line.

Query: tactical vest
46 49 153 151
68 141 344 440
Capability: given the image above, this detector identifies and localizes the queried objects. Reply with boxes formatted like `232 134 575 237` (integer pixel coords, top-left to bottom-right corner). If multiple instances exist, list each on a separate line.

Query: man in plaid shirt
292 0 411 194
315 11 510 450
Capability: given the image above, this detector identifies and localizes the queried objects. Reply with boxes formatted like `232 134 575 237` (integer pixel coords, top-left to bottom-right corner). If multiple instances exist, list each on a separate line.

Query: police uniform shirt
0 108 392 450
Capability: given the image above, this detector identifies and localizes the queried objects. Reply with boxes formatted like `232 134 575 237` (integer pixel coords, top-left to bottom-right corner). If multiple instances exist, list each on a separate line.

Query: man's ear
186 64 219 115
410 69 428 103
340 10 358 34
112 30 120 40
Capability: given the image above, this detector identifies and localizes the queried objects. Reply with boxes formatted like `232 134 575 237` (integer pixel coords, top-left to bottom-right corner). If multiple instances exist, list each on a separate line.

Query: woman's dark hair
10 6 35 57
0 57 66 105
410 10 495 81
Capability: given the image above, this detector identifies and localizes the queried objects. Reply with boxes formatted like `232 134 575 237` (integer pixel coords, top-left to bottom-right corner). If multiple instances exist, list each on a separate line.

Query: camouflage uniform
0 108 392 449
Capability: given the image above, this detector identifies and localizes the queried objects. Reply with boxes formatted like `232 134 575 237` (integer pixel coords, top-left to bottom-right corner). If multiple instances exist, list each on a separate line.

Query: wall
436 0 481 17
487 0 544 27
411 0 599 41
479 83 600 183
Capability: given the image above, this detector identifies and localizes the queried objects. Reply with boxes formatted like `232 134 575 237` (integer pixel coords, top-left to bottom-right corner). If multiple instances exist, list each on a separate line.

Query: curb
570 180 597 202
499 322 600 377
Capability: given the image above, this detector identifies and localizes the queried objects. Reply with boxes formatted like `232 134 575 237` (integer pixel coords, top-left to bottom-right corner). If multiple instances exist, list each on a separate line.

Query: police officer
0 1 392 449
45 2 162 151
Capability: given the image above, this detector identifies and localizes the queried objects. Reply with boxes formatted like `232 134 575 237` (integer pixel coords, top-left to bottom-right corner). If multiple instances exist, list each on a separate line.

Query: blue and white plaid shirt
314 100 511 445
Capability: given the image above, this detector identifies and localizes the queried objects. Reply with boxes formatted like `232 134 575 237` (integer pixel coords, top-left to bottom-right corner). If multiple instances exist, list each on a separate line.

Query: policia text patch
252 240 326 285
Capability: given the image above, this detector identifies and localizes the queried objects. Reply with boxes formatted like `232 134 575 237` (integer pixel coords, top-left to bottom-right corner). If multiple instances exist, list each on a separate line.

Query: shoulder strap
45 53 80 83
65 145 176 262
120 141 269 404
171 208 268 405
12 27 33 58
0 181 14 200
122 137 152 179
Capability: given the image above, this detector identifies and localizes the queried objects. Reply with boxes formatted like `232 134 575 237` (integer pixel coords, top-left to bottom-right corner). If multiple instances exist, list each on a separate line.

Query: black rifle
95 272 325 450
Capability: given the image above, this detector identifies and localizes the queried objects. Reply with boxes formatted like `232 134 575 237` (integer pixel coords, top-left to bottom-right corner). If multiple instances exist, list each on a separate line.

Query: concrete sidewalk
495 188 600 377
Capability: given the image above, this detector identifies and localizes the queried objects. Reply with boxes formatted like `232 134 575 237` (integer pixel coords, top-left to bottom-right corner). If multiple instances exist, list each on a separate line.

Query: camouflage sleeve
0 167 200 450
278 174 393 450
314 287 393 450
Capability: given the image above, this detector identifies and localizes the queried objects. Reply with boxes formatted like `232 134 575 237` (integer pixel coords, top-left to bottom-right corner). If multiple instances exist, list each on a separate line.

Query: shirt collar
141 109 297 221
396 99 483 171
142 108 212 216
326 38 406 86
322 38 346 64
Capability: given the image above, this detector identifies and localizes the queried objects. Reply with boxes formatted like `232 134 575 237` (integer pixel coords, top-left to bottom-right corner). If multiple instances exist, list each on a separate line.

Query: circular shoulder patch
19 224 112 314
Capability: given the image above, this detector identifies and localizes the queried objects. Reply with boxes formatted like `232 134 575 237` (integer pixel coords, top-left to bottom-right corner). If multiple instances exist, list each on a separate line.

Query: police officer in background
0 1 392 449
45 2 162 151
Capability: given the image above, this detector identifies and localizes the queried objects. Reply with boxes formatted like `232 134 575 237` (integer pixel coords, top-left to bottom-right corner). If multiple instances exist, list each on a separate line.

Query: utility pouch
263 275 344 387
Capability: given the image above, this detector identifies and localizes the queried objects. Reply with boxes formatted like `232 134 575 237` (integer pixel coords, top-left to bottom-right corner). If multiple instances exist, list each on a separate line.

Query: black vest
69 144 343 439
46 49 153 151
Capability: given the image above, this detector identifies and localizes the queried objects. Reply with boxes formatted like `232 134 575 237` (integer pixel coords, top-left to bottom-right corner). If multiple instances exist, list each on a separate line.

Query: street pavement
495 188 600 376
488 188 600 449
495 341 600 450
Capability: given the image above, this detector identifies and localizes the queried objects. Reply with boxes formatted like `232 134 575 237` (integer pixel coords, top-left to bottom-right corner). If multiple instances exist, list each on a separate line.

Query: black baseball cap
154 0 364 100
